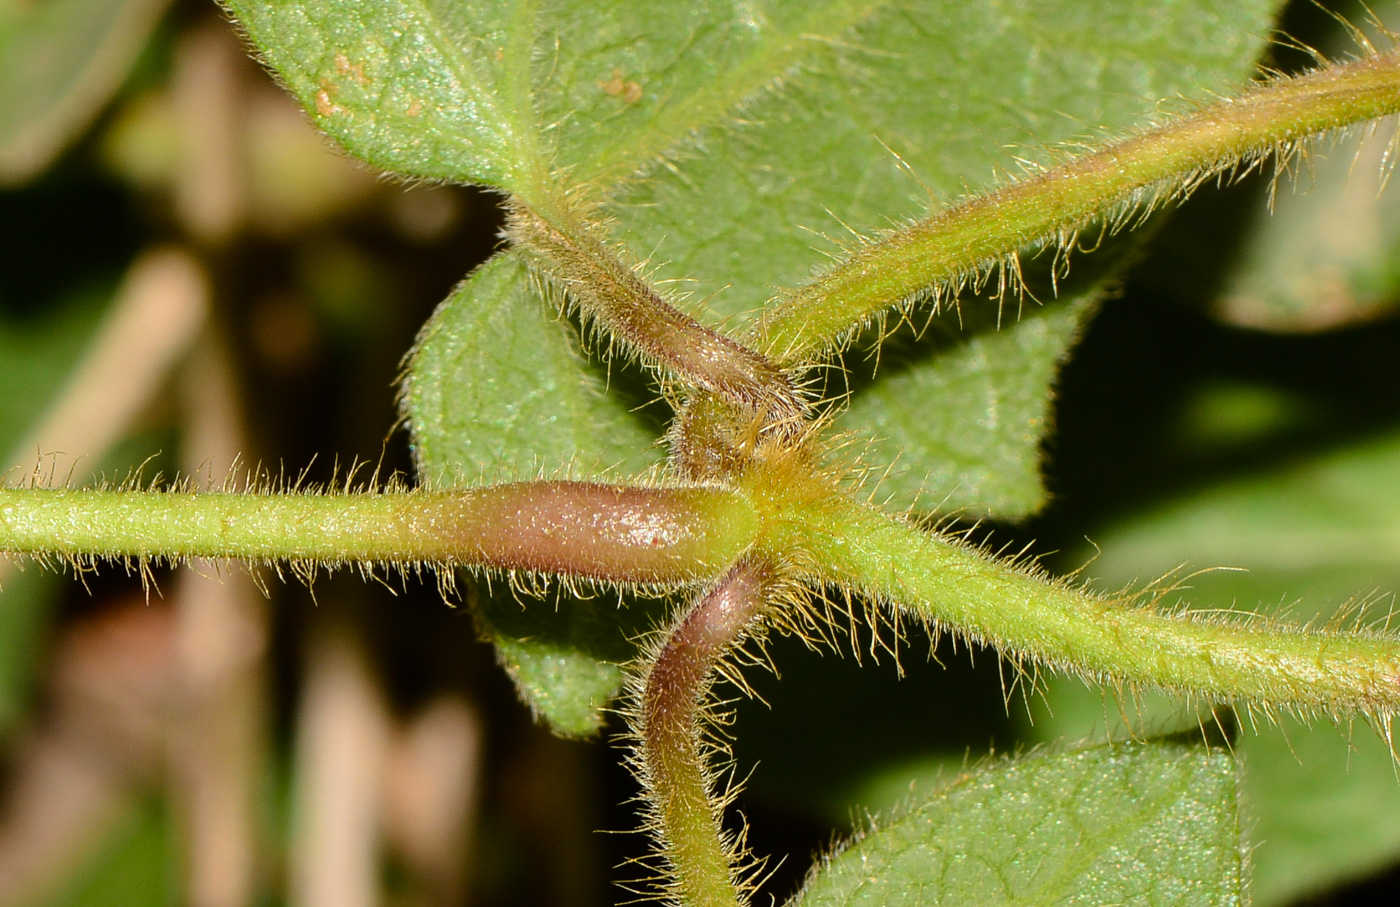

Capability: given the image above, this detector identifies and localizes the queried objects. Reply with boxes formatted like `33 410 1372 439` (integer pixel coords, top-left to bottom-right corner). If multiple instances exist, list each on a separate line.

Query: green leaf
794 741 1243 907
404 253 664 736
230 0 1283 301
0 0 169 185
403 253 659 487
1245 717 1400 907
223 0 537 190
834 294 1095 519
534 1 890 190
473 585 668 738
1088 426 1400 580
244 0 1288 523
1055 420 1400 904
608 1 1283 323
224 0 902 193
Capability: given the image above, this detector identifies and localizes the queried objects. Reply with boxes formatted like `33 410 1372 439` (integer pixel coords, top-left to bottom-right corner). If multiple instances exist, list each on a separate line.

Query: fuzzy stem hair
0 482 758 585
754 48 1400 363
744 463 1400 723
631 558 777 907
506 201 805 426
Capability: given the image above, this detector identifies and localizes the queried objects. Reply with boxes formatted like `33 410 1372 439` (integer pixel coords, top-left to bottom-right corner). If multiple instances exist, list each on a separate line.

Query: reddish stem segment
508 203 805 426
638 558 775 906
0 482 758 585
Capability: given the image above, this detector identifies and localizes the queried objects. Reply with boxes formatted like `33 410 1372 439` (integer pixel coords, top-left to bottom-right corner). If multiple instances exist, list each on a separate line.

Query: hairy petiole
755 48 1400 364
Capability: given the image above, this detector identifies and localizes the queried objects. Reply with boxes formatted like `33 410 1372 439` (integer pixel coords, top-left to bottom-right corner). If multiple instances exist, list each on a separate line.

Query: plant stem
746 466 1400 718
755 49 1400 363
0 483 758 584
507 201 804 425
636 558 774 907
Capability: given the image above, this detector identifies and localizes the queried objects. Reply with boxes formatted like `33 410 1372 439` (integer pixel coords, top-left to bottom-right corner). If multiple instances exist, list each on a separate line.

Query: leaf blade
404 253 660 487
602 0 1282 517
795 742 1244 907
224 0 538 189
835 294 1096 518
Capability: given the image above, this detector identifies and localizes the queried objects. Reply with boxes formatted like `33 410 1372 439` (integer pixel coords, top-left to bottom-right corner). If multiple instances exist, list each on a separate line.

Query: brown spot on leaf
406 98 423 117
334 52 369 85
315 82 341 117
599 69 643 105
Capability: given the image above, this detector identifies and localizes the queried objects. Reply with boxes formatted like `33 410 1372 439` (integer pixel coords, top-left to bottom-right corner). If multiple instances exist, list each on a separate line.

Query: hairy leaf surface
224 0 530 188
603 0 1279 517
835 295 1094 518
404 254 659 487
795 742 1243 907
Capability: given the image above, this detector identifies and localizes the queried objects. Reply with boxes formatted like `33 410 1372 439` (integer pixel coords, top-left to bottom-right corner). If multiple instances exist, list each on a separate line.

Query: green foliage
225 0 531 188
795 743 1242 907
1246 719 1400 905
834 295 1095 517
1088 422 1400 580
480 586 667 736
390 0 1283 733
13 0 1400 904
607 0 1276 324
405 254 662 487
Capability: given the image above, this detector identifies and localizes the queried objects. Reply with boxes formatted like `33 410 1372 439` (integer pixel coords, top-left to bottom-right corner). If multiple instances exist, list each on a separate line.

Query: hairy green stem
755 50 1400 363
0 483 758 584
507 202 804 424
637 558 774 907
745 466 1400 717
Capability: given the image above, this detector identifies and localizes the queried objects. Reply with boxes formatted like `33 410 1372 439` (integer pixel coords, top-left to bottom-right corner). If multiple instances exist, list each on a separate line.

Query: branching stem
637 558 775 907
755 49 1400 363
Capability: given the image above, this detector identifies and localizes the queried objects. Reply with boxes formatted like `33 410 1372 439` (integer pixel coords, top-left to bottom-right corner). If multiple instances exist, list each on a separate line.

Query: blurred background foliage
4 0 1400 904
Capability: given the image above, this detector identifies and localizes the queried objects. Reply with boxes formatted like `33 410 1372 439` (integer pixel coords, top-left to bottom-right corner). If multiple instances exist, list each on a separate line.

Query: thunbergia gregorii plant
7 2 1400 904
